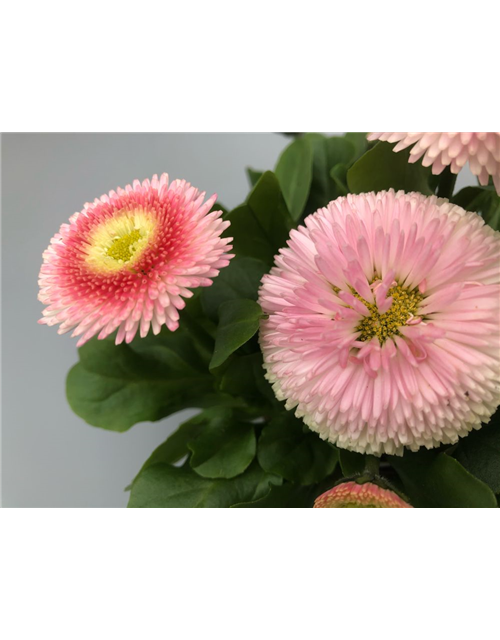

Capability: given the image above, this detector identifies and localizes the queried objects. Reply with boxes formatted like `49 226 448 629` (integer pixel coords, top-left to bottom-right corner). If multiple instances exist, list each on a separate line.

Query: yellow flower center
353 282 423 344
105 229 142 262
85 210 155 272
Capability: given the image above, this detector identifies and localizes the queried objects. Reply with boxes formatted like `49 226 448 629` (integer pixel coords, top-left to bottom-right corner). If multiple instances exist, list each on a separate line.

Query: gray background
1 133 474 507
0 508 127 640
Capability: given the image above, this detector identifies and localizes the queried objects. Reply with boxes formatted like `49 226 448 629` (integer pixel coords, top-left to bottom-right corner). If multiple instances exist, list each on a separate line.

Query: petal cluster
368 132 500 194
259 190 500 455
39 174 233 345
314 481 412 508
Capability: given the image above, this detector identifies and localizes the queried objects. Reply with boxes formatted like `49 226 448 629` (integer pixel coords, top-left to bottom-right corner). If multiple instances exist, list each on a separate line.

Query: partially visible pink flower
368 133 500 195
39 174 233 346
259 190 500 456
314 481 412 508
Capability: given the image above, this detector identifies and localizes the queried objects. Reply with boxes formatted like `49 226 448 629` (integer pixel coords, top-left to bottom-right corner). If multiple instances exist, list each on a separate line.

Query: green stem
437 167 457 200
364 455 380 476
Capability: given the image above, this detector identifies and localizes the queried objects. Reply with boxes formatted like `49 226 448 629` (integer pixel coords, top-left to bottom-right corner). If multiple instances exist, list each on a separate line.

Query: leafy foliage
257 413 338 485
452 185 500 231
303 133 356 214
209 299 262 369
129 461 279 508
389 450 497 508
347 141 434 195
188 408 256 479
454 409 500 494
275 137 313 220
338 449 366 477
225 171 293 265
67 315 222 432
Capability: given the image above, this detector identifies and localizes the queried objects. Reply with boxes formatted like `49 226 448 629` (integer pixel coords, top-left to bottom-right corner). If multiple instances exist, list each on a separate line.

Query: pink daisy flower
368 132 500 194
314 481 412 508
259 190 500 456
38 174 233 346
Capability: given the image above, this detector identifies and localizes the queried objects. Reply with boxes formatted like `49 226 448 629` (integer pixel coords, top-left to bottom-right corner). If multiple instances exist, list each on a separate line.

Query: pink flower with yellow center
314 481 412 508
259 190 500 456
38 174 233 346
368 132 500 194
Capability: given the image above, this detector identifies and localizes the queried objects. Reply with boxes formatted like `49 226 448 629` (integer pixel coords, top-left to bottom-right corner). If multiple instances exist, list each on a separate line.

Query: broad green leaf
128 460 276 508
227 172 293 265
179 291 217 349
344 132 370 161
246 167 264 188
389 451 497 508
454 410 500 493
257 413 338 485
232 482 312 508
126 411 205 490
304 134 355 213
339 449 366 476
218 352 274 405
67 305 224 432
201 256 268 322
330 163 349 196
188 409 256 479
275 137 313 220
347 141 433 195
452 185 500 231
217 351 278 407
452 185 489 210
209 299 262 369
69 291 262 433
139 415 203 469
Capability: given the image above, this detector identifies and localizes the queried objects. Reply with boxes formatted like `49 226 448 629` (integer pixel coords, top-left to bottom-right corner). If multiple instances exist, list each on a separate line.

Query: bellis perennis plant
39 133 500 508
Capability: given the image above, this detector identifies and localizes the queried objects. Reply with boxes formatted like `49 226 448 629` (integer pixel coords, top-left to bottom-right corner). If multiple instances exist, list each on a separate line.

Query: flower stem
364 455 380 476
437 168 457 200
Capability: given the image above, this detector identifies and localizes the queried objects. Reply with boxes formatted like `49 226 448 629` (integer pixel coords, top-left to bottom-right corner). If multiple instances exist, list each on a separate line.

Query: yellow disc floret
353 281 423 344
85 210 155 272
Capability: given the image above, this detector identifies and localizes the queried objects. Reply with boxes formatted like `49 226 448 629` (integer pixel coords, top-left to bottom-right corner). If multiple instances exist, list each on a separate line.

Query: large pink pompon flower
314 481 412 508
368 133 500 194
39 174 233 346
259 190 500 456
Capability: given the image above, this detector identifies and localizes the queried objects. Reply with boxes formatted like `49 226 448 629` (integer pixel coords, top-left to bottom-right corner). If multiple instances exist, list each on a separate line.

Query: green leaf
140 416 203 468
257 413 338 485
232 482 312 508
67 306 222 431
246 167 264 188
339 449 366 476
389 451 497 508
217 351 278 407
127 411 207 489
304 134 355 213
201 256 268 322
454 410 500 493
218 352 273 405
347 141 433 195
452 186 500 231
330 163 349 196
209 299 262 369
227 172 293 265
344 132 370 161
188 409 256 479
275 137 313 220
128 460 276 508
